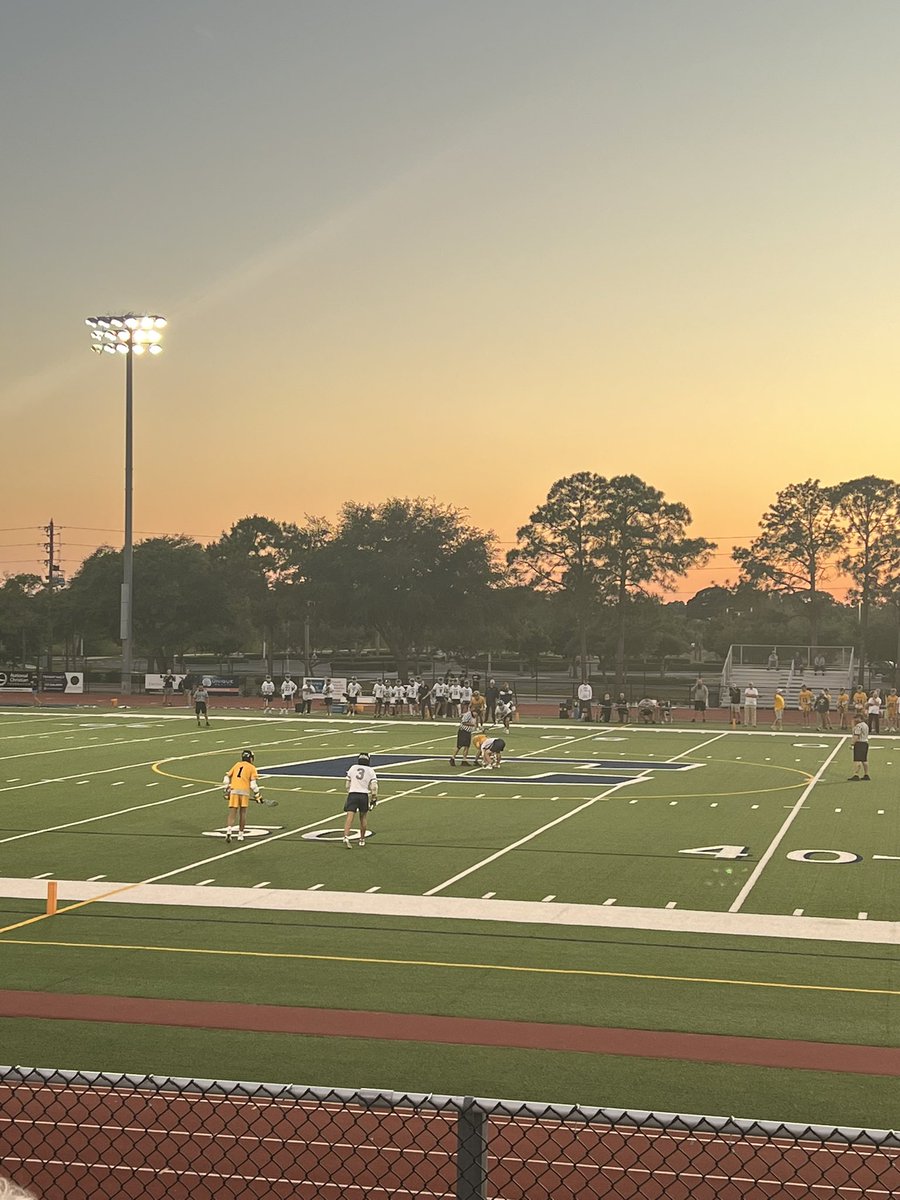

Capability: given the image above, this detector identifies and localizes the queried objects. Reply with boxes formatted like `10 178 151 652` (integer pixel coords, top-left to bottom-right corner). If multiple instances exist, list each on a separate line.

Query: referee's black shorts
456 728 472 750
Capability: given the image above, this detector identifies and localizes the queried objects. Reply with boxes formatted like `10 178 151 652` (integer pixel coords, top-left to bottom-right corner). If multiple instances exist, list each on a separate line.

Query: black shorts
486 738 506 753
344 793 371 813
195 701 207 715
456 729 472 749
693 700 706 712
853 743 869 762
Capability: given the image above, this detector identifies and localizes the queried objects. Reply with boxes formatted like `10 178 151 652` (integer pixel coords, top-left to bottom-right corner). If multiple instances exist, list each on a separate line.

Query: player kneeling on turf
475 734 506 769
344 752 378 847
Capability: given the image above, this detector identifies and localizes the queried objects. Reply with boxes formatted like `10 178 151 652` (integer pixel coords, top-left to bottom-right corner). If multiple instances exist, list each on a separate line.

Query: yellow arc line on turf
151 759 813 800
1 937 896 997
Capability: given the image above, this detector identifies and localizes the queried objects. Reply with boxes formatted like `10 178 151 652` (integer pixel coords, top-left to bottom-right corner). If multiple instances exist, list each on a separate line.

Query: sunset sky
3 1 900 602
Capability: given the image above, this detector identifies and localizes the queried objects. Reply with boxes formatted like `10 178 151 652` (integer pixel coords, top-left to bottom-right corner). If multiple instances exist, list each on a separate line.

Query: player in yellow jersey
771 689 785 731
223 749 263 843
886 688 899 734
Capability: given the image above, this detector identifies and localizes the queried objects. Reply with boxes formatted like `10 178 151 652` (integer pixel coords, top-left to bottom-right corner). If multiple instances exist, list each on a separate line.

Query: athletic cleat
225 831 232 843
237 831 244 842
848 776 860 781
862 774 871 781
359 837 366 847
449 757 456 766
343 836 352 848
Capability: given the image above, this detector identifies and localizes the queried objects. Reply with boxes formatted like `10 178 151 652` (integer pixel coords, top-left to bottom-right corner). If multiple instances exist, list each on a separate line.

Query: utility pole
43 519 61 672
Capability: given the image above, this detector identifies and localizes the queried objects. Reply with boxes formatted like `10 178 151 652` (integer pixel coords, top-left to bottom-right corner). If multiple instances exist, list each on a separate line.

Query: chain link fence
1 1066 898 1198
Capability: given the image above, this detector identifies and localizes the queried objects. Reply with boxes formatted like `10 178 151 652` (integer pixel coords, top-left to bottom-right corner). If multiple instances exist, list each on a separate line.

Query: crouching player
474 733 506 769
223 749 262 843
344 752 378 847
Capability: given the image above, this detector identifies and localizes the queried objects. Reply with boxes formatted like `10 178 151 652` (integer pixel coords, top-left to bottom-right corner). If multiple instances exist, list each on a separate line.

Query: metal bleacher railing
1 1067 898 1198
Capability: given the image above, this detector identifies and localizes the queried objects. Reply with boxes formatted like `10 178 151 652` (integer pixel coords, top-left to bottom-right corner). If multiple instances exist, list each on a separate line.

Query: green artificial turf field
0 708 897 1127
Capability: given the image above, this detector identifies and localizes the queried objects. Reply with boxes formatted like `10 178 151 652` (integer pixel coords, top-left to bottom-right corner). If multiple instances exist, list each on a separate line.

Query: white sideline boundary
0 877 897 945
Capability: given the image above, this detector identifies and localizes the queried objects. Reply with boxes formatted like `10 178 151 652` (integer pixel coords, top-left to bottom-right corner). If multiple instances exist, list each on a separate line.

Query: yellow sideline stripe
0 884 144 936
1 937 897 997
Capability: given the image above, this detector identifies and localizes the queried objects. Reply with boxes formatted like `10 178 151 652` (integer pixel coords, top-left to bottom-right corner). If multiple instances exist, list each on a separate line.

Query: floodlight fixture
84 311 167 696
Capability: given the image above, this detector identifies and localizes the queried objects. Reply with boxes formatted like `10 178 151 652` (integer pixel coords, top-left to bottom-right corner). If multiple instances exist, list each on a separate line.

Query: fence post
456 1096 488 1200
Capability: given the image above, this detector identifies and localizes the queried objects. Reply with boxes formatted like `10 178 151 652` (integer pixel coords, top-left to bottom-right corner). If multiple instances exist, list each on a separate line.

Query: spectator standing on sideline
728 683 742 726
772 689 785 731
30 675 41 707
691 677 709 723
182 672 194 706
280 676 297 714
599 693 613 722
616 693 629 723
867 689 882 735
743 682 759 727
162 671 175 706
485 679 500 725
848 717 871 781
323 678 334 716
300 678 314 714
223 749 262 842
193 682 211 728
418 678 433 720
260 675 275 713
577 679 593 721
815 689 832 731
343 753 378 847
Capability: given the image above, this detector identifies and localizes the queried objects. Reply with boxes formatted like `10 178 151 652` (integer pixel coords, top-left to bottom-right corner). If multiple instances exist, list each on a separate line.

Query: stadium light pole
85 314 167 696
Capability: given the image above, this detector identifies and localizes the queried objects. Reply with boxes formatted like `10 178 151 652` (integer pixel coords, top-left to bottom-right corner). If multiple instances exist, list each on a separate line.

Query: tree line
2 474 899 687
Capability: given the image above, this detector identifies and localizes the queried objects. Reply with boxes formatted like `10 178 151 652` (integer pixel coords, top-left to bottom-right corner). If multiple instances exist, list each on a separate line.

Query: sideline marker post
46 881 58 916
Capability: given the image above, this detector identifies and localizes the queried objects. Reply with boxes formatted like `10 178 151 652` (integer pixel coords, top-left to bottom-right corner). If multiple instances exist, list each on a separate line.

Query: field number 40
680 845 870 864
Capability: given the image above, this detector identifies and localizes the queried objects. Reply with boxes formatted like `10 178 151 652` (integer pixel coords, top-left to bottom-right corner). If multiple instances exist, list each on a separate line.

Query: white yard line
0 720 277 765
0 729 360 845
423 730 730 898
0 727 351 801
3 878 896 945
728 737 848 913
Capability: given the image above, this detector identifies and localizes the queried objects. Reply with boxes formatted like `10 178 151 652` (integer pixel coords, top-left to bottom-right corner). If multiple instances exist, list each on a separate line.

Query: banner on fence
42 672 84 694
0 670 35 692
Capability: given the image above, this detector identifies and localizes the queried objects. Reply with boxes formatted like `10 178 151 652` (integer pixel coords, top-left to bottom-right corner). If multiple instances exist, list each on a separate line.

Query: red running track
1 1081 898 1199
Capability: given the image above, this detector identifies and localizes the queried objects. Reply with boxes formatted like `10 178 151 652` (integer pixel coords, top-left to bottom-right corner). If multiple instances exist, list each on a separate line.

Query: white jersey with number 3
346 764 378 795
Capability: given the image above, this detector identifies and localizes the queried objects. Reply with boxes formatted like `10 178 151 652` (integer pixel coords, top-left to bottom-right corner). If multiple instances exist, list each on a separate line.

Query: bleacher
720 644 855 709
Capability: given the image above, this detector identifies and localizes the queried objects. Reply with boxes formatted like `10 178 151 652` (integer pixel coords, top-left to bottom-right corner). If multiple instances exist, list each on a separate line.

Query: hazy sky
3 0 899 601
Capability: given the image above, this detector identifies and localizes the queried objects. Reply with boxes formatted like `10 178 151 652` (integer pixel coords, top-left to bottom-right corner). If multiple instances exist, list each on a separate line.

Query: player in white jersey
344 752 378 846
280 676 297 714
373 680 386 718
346 677 362 716
260 676 275 713
460 683 473 712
